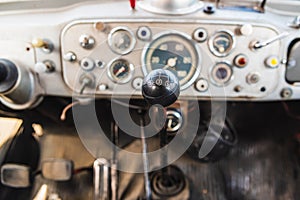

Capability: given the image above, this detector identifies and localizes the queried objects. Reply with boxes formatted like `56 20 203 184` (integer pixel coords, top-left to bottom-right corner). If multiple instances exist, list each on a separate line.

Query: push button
265 56 279 68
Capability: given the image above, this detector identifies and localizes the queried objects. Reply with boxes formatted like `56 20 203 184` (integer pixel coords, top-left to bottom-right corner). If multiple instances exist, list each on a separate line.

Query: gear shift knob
142 69 180 107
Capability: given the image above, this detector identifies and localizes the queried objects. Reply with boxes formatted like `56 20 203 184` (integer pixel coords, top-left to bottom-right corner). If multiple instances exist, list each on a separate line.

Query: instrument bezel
141 31 202 90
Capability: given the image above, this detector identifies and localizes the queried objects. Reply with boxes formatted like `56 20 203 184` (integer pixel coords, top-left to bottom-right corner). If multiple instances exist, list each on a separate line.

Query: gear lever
141 69 180 198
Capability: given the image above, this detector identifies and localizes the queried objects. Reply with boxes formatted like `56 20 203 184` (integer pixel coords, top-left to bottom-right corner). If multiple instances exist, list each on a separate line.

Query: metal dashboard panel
61 20 282 100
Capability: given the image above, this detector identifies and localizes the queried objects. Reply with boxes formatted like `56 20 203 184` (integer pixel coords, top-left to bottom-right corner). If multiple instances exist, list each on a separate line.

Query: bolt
281 88 293 99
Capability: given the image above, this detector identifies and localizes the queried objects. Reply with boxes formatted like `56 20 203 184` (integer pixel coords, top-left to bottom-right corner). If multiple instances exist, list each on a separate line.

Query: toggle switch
35 60 55 73
32 38 54 53
79 34 95 49
79 73 95 94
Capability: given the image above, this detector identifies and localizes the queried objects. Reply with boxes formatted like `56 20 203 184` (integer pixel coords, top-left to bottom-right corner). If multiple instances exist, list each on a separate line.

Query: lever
140 118 152 200
252 32 289 50
60 101 80 121
111 122 119 200
79 74 95 94
32 38 54 53
141 69 180 198
93 158 111 200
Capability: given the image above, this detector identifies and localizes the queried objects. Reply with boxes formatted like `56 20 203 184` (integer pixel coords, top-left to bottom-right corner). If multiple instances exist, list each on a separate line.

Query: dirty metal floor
1 99 300 200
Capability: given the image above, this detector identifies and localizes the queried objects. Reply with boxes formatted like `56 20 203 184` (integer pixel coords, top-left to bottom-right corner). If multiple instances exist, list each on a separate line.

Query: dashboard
62 20 281 99
0 0 299 109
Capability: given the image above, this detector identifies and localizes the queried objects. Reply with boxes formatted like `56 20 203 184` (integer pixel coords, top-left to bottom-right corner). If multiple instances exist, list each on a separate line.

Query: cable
73 166 92 175
60 101 80 121
225 117 238 146
110 99 148 110
0 109 19 117
282 102 300 121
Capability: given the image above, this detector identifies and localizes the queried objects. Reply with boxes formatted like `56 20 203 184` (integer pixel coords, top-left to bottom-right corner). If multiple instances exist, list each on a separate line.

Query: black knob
0 59 18 93
142 69 180 107
203 4 215 14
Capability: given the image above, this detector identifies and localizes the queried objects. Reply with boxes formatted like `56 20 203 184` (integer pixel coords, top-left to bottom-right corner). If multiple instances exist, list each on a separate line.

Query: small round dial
142 32 200 90
211 62 233 86
209 30 235 57
108 27 136 55
108 59 134 84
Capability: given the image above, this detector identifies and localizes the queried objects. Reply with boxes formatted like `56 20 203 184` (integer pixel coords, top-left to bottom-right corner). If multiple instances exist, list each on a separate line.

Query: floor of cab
1 98 300 200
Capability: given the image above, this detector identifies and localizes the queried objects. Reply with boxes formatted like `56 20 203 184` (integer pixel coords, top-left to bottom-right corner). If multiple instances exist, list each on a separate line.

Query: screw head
281 88 293 99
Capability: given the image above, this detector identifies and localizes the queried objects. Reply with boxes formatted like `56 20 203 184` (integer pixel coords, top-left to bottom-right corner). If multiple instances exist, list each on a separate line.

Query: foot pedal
1 163 31 188
41 158 73 181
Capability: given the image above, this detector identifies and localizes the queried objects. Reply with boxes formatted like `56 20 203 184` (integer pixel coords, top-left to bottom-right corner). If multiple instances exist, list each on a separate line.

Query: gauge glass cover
108 59 134 84
142 32 200 90
108 27 136 55
210 62 233 86
209 30 235 57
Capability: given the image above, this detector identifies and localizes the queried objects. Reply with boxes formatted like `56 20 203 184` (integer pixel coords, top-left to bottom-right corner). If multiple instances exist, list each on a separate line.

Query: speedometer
142 32 201 90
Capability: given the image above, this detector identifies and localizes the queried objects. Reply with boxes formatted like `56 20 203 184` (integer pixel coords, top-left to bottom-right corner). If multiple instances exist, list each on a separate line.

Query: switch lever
32 38 54 53
252 32 289 50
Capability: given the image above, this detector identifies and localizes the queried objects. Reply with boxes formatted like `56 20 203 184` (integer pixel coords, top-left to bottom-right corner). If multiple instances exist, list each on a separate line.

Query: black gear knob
142 69 180 107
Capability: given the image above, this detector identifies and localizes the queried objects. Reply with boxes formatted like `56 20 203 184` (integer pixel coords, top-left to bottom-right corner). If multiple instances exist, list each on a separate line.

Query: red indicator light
238 57 246 66
234 54 248 68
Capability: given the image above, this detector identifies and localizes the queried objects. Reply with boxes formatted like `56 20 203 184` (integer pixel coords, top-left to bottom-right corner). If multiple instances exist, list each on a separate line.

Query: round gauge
108 59 134 84
108 27 136 55
208 30 235 57
210 62 233 86
142 32 200 90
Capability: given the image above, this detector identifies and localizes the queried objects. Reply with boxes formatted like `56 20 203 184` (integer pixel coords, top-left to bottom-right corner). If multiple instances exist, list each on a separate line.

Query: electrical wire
282 102 300 121
60 101 80 121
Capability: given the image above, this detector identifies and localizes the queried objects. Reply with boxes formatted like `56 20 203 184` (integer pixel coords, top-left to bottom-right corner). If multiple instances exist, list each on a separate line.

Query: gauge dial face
108 27 136 55
108 59 134 84
211 62 233 86
209 30 235 57
142 33 200 90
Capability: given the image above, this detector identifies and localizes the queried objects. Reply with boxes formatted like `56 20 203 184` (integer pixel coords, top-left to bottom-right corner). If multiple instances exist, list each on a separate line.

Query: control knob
0 58 41 109
142 69 180 107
